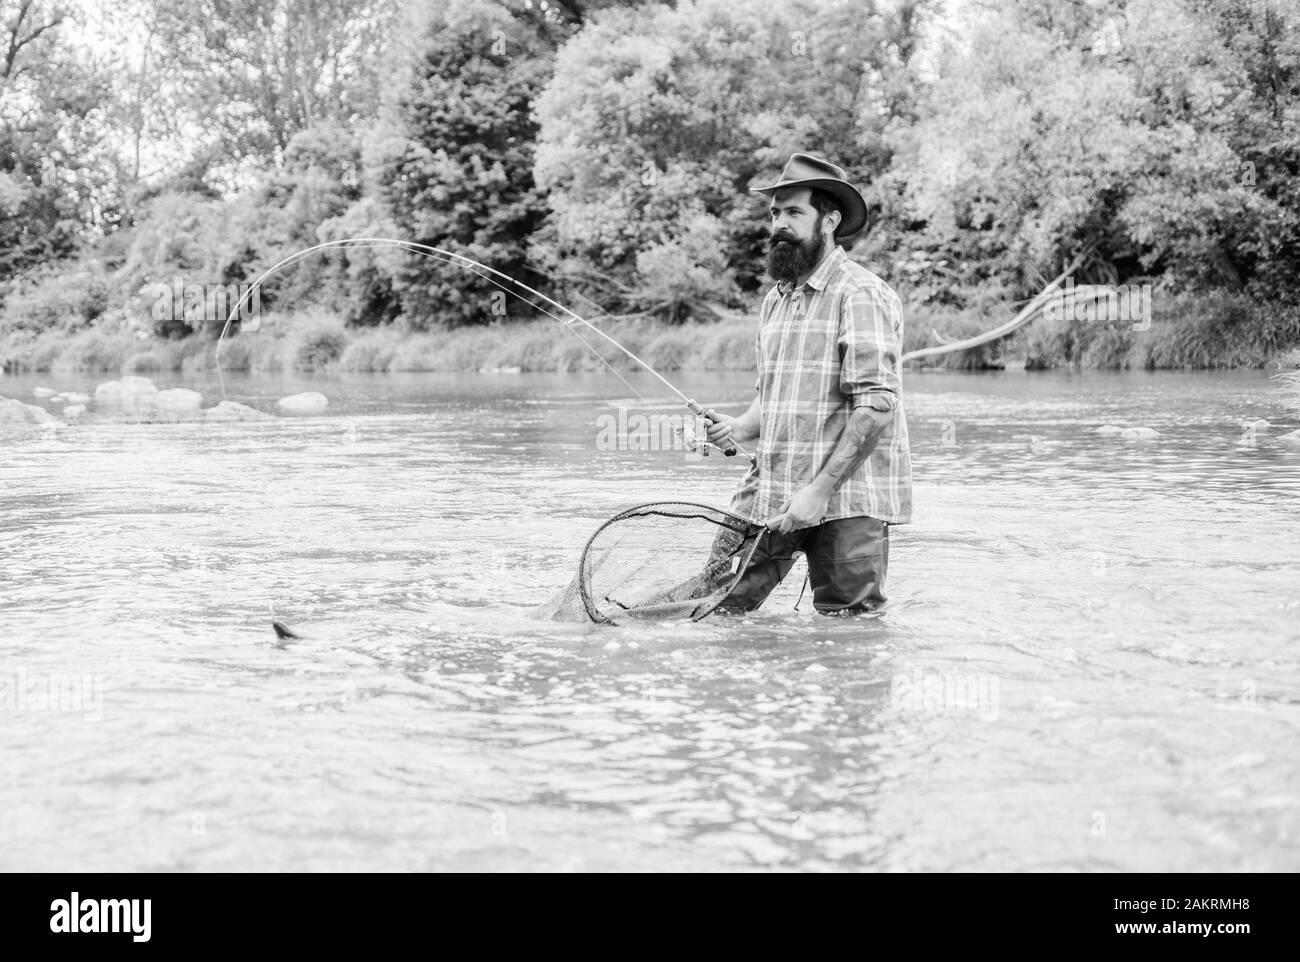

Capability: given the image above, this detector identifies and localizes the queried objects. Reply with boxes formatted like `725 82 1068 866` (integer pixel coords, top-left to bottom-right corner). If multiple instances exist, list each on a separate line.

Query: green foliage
634 212 736 321
111 124 367 338
0 262 111 337
533 0 930 316
326 314 757 372
1 2 119 280
338 327 404 372
291 314 350 370
121 349 171 374
207 336 252 373
902 307 1006 369
890 0 1300 315
146 0 400 177
3 0 1298 372
374 0 552 328
1193 0 1300 302
1139 294 1300 369
317 195 403 327
246 124 371 317
0 125 81 278
1019 290 1300 370
52 330 136 372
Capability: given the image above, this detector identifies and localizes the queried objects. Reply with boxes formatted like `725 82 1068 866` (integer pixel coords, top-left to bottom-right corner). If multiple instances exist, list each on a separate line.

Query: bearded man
705 153 912 614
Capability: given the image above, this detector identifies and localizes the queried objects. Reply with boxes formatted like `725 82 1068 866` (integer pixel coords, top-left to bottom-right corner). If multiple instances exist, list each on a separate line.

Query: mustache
769 232 798 248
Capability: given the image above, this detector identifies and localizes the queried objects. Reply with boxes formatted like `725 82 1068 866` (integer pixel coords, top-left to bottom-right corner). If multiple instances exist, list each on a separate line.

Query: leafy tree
113 123 365 337
532 0 934 319
146 0 400 178
372 0 553 328
1188 0 1300 301
1 1 116 280
888 0 1299 310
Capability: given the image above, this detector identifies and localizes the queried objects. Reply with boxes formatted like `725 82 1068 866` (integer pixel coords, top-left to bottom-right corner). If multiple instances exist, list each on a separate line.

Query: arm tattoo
817 406 890 492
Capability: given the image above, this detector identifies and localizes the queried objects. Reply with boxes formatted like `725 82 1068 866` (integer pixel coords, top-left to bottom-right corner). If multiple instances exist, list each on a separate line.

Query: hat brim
752 178 868 237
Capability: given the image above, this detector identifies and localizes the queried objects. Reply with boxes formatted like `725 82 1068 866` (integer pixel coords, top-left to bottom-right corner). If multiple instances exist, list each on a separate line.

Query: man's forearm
809 406 891 496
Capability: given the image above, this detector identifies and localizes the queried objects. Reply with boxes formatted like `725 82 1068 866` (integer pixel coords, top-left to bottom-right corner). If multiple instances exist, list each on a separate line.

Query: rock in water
1280 429 1300 450
203 400 271 421
0 396 59 425
155 388 203 412
93 379 216 420
32 386 57 398
95 376 159 413
58 391 91 405
1095 425 1125 435
1121 427 1159 441
63 404 87 418
277 392 328 415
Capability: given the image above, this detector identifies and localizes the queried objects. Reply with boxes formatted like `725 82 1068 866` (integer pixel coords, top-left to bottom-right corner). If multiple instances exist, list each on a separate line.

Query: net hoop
576 501 764 625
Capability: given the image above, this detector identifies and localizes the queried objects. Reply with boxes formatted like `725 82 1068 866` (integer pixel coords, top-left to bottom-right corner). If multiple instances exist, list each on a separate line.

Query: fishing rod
215 237 753 462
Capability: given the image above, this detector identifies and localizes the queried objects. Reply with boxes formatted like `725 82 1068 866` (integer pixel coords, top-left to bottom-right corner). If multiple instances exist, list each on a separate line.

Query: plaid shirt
729 245 913 526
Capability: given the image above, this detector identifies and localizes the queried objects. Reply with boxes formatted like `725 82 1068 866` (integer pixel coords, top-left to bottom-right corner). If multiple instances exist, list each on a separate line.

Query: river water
1 368 1297 871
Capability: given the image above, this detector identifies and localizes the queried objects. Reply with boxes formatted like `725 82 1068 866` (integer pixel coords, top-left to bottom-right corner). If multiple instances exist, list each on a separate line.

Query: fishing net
538 502 765 625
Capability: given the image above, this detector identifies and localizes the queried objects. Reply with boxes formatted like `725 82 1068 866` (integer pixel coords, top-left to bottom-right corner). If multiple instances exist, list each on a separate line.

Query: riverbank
3 292 1299 376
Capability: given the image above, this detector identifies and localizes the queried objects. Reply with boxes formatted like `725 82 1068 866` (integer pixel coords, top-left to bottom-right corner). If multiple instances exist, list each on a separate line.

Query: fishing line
215 237 752 460
245 242 723 454
242 240 651 403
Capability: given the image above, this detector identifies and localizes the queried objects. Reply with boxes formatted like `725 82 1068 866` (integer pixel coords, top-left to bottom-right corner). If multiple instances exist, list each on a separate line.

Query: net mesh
537 502 764 625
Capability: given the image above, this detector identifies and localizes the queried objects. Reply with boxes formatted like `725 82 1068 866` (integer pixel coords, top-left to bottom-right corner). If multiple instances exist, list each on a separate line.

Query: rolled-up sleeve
837 284 903 413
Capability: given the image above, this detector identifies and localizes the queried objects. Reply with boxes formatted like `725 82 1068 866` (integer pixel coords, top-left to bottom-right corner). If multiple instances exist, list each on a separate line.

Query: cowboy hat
751 152 868 237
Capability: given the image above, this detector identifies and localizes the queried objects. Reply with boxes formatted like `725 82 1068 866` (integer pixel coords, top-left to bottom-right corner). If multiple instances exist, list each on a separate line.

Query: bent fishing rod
214 237 753 462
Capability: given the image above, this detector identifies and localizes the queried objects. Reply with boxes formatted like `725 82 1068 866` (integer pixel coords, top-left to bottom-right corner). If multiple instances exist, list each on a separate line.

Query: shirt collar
776 245 843 297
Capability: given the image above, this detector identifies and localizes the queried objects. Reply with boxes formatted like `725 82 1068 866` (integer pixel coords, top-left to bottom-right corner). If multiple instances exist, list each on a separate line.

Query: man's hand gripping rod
685 399 754 464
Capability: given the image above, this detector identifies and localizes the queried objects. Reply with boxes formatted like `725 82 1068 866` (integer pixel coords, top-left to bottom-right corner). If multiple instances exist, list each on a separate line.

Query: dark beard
765 225 826 284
